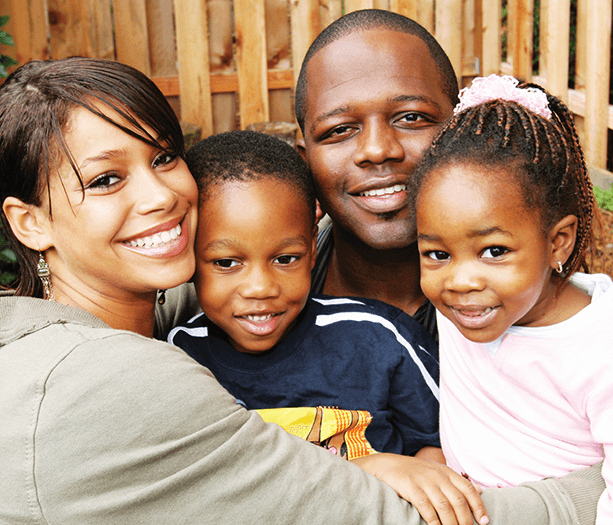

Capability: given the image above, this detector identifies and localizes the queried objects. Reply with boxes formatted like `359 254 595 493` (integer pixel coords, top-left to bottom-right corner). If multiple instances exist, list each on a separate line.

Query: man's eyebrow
310 105 351 133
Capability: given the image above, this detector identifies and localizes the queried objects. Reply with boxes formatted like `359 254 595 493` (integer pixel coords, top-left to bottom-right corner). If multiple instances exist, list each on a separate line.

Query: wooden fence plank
266 0 292 122
415 0 434 32
435 0 463 84
574 0 586 90
173 0 214 136
540 0 570 100
510 0 534 81
147 0 177 77
0 0 19 72
583 0 612 167
235 0 269 127
114 0 151 75
9 0 49 62
389 0 418 19
290 0 319 96
91 0 114 59
478 0 501 75
344 0 376 13
319 0 342 29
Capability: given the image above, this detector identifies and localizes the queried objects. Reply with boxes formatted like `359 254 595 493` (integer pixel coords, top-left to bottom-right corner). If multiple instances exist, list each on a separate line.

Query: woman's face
41 105 198 302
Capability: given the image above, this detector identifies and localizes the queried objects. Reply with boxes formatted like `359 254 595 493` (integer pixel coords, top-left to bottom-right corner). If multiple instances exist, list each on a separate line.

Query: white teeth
481 307 493 315
246 314 274 322
360 184 406 197
127 224 181 248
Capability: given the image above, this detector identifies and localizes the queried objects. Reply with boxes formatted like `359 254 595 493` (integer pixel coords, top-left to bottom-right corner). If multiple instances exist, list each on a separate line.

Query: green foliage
594 185 613 213
0 15 16 287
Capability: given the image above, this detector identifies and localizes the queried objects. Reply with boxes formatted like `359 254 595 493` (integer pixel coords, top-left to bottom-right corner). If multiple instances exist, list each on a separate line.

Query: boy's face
298 29 454 250
194 178 317 354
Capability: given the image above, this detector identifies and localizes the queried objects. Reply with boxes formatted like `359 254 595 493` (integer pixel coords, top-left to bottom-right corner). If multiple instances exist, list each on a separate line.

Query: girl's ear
548 214 578 270
2 197 53 251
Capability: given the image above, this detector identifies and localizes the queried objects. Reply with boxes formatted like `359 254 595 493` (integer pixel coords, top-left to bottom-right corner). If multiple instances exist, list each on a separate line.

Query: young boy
169 130 440 459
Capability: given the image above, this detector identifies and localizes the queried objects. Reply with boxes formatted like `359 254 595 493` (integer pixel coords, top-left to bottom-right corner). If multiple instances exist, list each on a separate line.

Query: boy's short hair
186 130 316 222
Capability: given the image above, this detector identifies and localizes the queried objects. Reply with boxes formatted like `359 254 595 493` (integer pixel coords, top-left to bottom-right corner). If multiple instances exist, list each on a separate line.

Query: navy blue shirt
169 294 440 455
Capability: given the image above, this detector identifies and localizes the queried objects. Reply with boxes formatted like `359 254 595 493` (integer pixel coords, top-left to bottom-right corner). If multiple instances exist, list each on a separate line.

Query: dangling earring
555 261 564 274
37 252 56 301
157 289 166 305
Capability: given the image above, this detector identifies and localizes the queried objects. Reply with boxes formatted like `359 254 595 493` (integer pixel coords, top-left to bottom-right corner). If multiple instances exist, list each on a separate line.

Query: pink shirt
439 273 613 524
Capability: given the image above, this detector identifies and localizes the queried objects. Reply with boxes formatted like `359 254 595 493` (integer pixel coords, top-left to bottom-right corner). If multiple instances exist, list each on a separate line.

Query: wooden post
344 0 375 13
583 0 612 168
9 0 49 62
319 0 342 29
235 0 270 127
435 0 463 85
478 0 501 76
510 0 534 81
114 0 151 75
290 0 319 92
540 0 570 101
390 0 418 20
416 0 434 33
147 0 177 77
173 0 214 137
266 0 293 122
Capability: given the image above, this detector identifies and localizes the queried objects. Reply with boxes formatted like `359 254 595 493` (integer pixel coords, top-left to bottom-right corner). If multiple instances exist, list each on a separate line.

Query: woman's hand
351 453 489 525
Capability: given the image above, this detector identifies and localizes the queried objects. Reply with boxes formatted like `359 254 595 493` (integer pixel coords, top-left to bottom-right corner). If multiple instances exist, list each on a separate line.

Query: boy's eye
425 250 450 261
274 255 299 265
482 246 508 258
213 259 239 269
87 173 121 190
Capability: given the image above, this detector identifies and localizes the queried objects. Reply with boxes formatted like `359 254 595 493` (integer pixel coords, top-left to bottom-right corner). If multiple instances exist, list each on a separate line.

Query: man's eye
482 246 508 258
275 255 299 265
426 251 450 261
214 259 239 269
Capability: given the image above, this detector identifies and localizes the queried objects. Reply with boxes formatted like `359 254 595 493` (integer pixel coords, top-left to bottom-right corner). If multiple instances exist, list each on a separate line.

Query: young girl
413 75 612 524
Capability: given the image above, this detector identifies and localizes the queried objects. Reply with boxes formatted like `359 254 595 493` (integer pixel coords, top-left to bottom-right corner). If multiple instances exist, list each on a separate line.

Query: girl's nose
444 261 486 294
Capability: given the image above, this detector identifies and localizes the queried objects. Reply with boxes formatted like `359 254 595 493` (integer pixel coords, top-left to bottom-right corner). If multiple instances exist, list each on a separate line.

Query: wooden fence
1 0 612 170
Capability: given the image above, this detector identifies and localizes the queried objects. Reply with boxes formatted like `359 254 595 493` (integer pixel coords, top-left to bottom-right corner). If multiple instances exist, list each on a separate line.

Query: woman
0 57 603 525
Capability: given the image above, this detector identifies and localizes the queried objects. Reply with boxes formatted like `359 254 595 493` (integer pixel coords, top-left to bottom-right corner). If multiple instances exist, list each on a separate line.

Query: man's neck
322 230 426 317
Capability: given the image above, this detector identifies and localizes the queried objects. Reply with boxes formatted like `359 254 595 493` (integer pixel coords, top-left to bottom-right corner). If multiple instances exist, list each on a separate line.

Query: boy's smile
194 178 316 354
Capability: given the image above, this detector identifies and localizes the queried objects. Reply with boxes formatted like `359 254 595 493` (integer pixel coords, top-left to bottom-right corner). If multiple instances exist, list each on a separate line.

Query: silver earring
555 261 564 274
157 289 166 305
37 252 56 301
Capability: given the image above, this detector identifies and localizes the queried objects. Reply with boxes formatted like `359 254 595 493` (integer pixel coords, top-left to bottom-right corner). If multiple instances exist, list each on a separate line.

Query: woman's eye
483 246 508 258
426 251 450 261
153 152 179 168
87 173 121 190
275 255 299 265
214 259 239 269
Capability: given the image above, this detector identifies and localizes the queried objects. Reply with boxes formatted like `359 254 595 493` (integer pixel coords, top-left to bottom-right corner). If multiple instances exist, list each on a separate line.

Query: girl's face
416 163 559 343
41 105 198 302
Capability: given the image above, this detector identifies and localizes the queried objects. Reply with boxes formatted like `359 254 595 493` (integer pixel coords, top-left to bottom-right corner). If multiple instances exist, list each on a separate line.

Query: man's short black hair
294 9 459 132
186 130 316 221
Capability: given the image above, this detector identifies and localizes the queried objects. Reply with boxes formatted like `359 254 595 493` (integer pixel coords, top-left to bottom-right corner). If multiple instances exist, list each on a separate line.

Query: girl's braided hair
414 81 597 283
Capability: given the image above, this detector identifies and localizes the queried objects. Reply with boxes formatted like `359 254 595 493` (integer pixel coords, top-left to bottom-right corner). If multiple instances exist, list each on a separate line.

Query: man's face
299 29 455 250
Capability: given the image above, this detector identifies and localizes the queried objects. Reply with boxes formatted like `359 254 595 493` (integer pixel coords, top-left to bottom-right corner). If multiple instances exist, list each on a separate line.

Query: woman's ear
548 214 578 271
2 197 53 251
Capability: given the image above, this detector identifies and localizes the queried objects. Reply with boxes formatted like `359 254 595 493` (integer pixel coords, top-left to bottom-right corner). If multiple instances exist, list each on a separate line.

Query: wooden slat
540 0 570 100
478 0 501 76
435 0 463 84
390 0 418 20
344 0 375 13
9 0 49 62
583 0 612 168
416 0 434 33
290 0 319 93
173 0 214 136
574 0 586 90
319 0 342 29
235 0 269 127
0 0 19 73
113 0 150 75
510 0 533 81
266 0 292 122
147 0 177 77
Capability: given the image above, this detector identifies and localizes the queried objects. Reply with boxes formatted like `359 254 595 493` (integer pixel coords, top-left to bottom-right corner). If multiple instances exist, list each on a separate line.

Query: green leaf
0 55 17 68
0 247 17 264
0 30 14 47
0 271 16 286
594 186 613 212
0 16 9 29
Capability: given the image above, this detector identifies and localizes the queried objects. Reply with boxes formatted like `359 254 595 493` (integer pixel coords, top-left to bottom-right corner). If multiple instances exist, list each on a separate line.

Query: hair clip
454 74 552 119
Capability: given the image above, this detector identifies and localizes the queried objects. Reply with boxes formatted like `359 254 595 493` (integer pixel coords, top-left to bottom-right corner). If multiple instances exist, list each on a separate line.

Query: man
296 9 458 339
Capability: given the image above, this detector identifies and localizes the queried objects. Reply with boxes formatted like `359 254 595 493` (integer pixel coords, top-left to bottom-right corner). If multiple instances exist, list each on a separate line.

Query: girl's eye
153 151 179 168
87 173 121 190
426 251 450 261
275 255 299 265
214 259 239 269
482 246 508 259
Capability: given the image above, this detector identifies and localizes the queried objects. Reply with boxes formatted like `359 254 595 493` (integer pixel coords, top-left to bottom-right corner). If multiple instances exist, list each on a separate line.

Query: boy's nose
240 266 281 299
